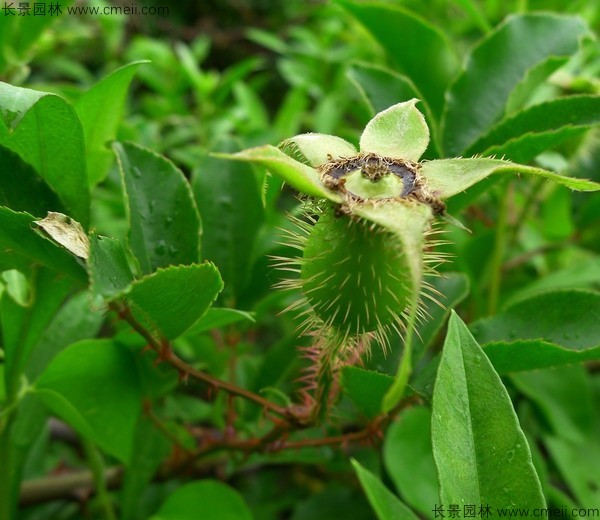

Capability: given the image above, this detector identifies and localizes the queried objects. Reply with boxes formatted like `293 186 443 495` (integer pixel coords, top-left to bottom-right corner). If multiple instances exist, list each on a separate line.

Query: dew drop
165 216 174 228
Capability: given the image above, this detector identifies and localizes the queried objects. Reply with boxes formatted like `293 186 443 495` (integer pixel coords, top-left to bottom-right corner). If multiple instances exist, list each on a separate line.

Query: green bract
217 100 600 349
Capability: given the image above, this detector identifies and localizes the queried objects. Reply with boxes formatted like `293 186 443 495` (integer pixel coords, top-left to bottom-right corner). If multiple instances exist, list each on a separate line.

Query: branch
110 302 303 424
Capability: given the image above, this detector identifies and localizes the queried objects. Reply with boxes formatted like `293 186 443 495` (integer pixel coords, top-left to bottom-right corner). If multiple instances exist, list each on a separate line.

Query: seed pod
300 204 412 337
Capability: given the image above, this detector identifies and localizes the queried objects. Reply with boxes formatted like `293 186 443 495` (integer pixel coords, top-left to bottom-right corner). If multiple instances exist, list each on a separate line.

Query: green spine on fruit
300 204 412 335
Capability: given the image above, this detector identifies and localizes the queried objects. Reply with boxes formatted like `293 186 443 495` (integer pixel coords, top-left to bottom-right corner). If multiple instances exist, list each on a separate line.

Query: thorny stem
110 301 298 423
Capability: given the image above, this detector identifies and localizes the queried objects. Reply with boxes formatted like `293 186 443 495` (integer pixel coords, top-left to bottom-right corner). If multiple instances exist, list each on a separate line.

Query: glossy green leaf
75 61 148 185
340 367 393 418
351 459 420 520
0 145 64 216
431 312 545 511
213 145 341 201
383 406 438 517
193 146 264 302
484 340 600 374
545 436 600 509
184 307 255 336
337 0 457 117
151 480 253 520
471 290 600 349
88 233 135 299
0 82 89 226
113 141 201 274
36 339 142 463
359 100 429 162
506 258 600 306
118 263 223 340
511 366 595 443
443 14 589 155
280 133 357 167
466 95 600 160
420 158 600 200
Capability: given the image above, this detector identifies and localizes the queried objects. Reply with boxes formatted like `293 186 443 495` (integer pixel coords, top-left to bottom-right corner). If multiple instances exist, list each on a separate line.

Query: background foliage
1 1 600 519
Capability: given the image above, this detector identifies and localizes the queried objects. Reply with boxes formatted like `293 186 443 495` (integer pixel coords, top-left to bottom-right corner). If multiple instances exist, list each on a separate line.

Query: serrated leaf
88 233 134 299
118 263 223 340
36 339 143 463
351 459 420 520
443 14 589 155
184 307 255 336
420 158 600 200
75 61 148 185
337 0 457 117
360 100 429 161
150 480 253 520
484 340 600 374
466 95 600 160
431 312 545 511
340 367 393 418
213 145 341 201
280 133 357 167
113 141 201 274
471 290 600 349
0 207 86 282
0 82 89 226
383 406 438 518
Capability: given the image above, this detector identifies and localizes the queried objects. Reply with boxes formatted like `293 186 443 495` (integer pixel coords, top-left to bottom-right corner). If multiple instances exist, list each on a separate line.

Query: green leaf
383 406 438 518
442 14 589 155
192 146 264 302
511 366 596 443
0 82 89 226
113 141 201 274
36 339 143 463
120 415 172 520
340 367 393 418
505 258 600 306
1 269 73 392
213 145 341 201
88 233 135 299
347 63 439 157
351 459 420 520
337 0 457 117
359 100 429 162
420 158 600 200
75 61 148 185
466 95 600 161
280 133 357 167
0 145 64 216
431 312 545 511
184 307 255 336
471 290 600 349
545 436 600 509
484 340 600 374
118 263 223 340
151 480 253 520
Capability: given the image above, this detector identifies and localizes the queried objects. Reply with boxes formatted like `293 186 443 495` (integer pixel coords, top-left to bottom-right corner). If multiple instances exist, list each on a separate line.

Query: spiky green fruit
301 204 412 336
